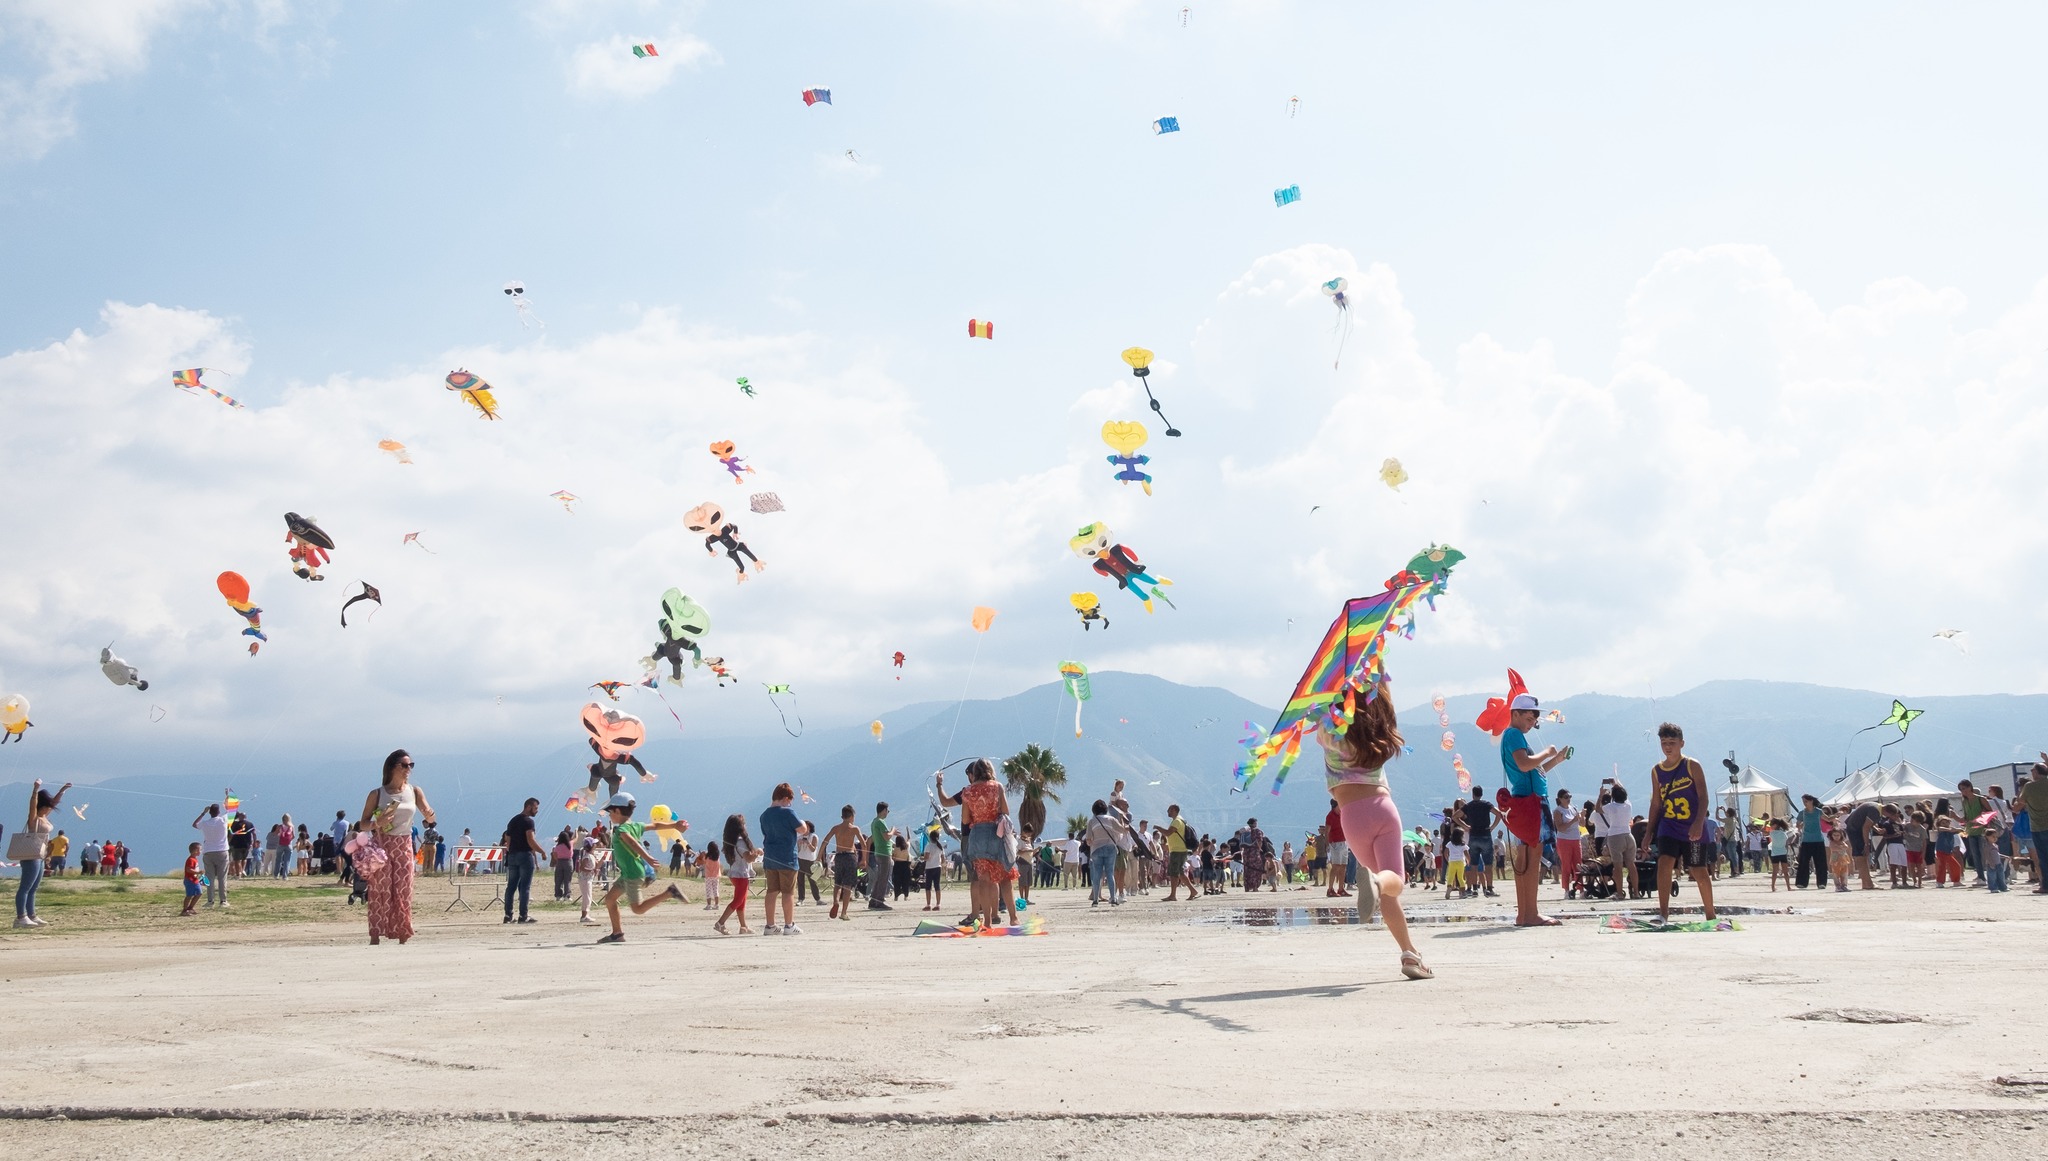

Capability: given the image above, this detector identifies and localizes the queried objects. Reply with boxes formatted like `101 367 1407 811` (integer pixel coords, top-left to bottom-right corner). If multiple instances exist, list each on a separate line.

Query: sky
3 0 2047 762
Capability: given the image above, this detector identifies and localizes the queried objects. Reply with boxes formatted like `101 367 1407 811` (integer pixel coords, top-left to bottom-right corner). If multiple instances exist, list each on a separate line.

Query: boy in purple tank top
1646 722 1717 924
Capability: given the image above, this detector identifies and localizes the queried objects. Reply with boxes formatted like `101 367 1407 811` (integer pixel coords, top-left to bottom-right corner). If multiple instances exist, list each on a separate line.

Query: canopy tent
1715 765 1792 821
1824 762 1951 807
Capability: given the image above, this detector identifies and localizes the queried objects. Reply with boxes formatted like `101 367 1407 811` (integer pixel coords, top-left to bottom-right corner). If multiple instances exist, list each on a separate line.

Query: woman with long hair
1315 676 1432 979
355 749 435 945
13 780 70 927
936 758 1017 929
714 813 756 935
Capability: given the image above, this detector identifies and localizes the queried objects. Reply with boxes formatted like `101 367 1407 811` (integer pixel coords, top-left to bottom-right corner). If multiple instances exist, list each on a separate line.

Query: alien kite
283 512 334 581
749 492 784 514
1 694 30 743
444 369 501 419
171 368 244 409
1119 348 1181 436
685 502 764 583
580 703 653 803
1070 523 1173 612
709 440 755 484
99 647 148 692
1379 458 1408 491
1101 421 1153 495
646 588 711 684
340 581 382 627
1070 591 1111 631
377 439 413 464
737 377 755 397
216 571 266 655
765 683 802 737
1321 277 1353 369
502 282 543 329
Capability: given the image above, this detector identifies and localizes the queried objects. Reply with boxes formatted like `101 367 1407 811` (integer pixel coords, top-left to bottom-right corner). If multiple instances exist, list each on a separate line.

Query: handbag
7 828 42 862
996 815 1018 864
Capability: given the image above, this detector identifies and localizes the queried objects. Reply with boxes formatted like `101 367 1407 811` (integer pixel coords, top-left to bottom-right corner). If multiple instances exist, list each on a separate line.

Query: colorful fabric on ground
913 915 1048 938
1600 916 1739 933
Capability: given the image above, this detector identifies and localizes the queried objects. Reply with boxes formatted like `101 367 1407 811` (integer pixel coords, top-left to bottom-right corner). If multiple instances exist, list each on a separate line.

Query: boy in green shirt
598 793 686 944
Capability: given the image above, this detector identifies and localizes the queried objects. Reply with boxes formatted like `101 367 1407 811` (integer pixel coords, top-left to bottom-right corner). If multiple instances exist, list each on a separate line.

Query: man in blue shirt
758 783 804 935
1500 692 1571 926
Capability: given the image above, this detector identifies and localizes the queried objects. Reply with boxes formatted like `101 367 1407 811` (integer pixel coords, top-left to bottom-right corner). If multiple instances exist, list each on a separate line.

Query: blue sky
3 0 2047 757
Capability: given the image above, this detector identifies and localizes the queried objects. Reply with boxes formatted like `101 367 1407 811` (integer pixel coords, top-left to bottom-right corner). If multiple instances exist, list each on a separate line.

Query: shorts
1324 841 1348 868
764 868 797 894
924 867 941 889
1467 838 1495 867
728 877 750 907
1655 834 1708 867
1886 843 1907 865
1846 830 1869 858
1168 851 1188 876
1906 850 1924 866
612 876 645 905
1770 854 1788 865
184 882 202 897
832 852 859 890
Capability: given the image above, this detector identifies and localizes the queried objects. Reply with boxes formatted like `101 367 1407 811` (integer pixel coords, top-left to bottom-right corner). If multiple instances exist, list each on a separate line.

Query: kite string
937 631 987 770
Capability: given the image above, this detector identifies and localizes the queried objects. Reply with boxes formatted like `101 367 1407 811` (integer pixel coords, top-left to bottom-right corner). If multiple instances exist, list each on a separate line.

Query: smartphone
1563 746 1576 760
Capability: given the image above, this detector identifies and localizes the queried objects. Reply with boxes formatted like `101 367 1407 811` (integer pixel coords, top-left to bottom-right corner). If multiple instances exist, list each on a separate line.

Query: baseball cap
606 792 636 811
1510 694 1540 712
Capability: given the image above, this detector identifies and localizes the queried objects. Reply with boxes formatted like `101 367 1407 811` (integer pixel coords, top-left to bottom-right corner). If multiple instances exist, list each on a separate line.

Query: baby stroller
1576 856 1616 900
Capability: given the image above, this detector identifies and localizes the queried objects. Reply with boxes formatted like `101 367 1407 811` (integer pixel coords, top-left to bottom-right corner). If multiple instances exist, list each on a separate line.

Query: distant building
1968 762 2031 791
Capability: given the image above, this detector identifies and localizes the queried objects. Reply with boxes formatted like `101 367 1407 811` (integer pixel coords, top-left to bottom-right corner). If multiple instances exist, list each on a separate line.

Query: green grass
3 874 351 936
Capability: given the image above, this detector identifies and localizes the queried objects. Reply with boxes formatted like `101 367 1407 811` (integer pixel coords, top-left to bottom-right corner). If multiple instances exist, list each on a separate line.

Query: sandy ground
3 871 2046 1157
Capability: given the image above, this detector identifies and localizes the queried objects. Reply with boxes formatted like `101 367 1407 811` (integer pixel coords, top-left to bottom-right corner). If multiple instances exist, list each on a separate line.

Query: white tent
1824 762 1951 806
1716 765 1792 821
1823 768 1879 807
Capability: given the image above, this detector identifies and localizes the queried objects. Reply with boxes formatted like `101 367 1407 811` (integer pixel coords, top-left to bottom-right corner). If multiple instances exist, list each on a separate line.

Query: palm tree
1066 813 1090 840
1003 744 1067 840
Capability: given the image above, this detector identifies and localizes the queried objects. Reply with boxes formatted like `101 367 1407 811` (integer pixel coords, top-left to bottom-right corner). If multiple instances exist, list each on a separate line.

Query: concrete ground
3 870 2045 1157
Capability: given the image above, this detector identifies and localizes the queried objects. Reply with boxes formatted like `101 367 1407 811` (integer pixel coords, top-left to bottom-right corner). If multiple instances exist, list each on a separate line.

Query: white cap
1510 694 1540 712
606 792 636 810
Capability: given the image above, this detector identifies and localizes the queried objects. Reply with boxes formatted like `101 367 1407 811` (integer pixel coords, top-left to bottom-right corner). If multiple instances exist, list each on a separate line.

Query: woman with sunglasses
356 749 436 945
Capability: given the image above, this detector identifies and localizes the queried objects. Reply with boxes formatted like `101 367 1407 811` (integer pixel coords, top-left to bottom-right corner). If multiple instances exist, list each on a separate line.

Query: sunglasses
399 761 415 768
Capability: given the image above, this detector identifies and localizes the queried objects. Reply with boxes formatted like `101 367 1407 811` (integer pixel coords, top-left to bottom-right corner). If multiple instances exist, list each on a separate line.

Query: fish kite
968 319 994 339
1070 592 1110 631
1060 660 1092 737
377 439 413 464
765 684 802 737
502 281 543 329
1101 421 1153 495
216 571 266 655
802 88 831 106
1070 523 1173 612
444 369 501 419
403 531 434 553
1119 347 1180 437
99 647 147 692
171 368 245 409
1273 184 1301 207
550 490 579 514
340 581 382 627
647 588 710 683
749 492 784 514
283 512 334 581
1152 116 1180 135
1378 458 1408 491
709 440 755 483
1321 277 1352 369
685 502 764 583
737 376 755 397
631 43 658 58
1234 550 1459 795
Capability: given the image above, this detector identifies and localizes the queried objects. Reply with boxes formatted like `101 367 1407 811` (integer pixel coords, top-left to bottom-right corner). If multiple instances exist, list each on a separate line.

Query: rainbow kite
172 368 245 409
914 915 1048 938
223 791 241 814
1233 546 1463 796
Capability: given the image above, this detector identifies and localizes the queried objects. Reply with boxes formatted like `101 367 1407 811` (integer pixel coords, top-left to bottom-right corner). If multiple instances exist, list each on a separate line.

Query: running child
181 842 203 916
596 793 686 944
714 813 757 935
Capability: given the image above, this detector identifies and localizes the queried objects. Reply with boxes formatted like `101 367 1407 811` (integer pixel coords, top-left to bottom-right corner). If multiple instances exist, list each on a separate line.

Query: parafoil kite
971 606 998 633
283 512 334 581
1378 458 1408 491
686 502 764 583
1070 592 1110 631
580 703 652 803
550 490 579 514
709 440 755 484
749 492 784 514
1152 116 1180 135
377 439 413 464
171 368 244 409
1474 669 1527 737
1101 421 1153 495
1069 523 1173 612
444 369 501 420
1060 661 1092 737
1119 348 1181 436
632 43 658 58
871 720 884 744
502 281 543 330
968 319 994 339
647 588 711 683
216 571 266 655
0 694 30 743
99 647 147 691
340 581 382 627
802 88 831 106
765 683 802 737
1321 277 1352 369
1273 185 1301 207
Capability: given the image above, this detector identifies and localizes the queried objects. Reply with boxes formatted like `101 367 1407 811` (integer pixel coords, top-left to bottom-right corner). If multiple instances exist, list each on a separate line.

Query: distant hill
6 677 2041 874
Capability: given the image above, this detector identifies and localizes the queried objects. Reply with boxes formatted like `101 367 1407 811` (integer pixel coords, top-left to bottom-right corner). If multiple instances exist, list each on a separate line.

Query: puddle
1192 904 1815 929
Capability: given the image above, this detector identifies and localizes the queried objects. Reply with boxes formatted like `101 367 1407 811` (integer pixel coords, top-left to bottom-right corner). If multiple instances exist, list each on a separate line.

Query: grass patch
4 874 353 936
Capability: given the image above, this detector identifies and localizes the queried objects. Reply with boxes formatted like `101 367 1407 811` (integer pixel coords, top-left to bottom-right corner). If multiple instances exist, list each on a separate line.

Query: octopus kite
1069 523 1173 612
685 502 764 584
283 512 334 581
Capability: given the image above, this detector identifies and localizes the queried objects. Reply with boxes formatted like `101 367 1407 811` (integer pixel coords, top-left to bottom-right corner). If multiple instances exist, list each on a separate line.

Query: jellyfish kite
1119 347 1181 437
283 512 334 581
445 369 501 419
1069 523 1173 612
217 571 266 655
1321 277 1353 369
377 439 413 464
1101 421 1153 495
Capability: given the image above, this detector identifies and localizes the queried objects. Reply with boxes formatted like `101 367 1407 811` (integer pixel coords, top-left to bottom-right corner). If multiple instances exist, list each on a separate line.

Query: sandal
1401 950 1434 980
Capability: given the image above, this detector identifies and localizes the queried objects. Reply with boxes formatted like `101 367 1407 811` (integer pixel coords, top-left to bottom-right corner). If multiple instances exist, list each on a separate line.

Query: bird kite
968 319 994 339
802 88 831 106
1 694 30 743
1152 116 1181 134
1101 421 1153 495
377 439 413 464
709 440 755 483
71 804 88 821
1234 550 1460 795
631 43 658 58
1273 184 1301 207
1060 660 1092 737
502 282 543 329
1321 277 1352 369
403 532 434 553
549 490 579 514
1070 592 1110 631
1119 348 1181 436
686 502 764 583
1933 629 1968 654
216 571 266 655
171 368 244 409
99 647 147 691
340 581 382 627
765 684 801 737
749 492 784 514
444 369 501 419
283 512 334 581
1070 523 1172 612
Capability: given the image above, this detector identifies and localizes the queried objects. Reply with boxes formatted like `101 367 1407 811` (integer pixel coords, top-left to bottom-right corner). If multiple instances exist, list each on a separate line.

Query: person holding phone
1499 693 1571 926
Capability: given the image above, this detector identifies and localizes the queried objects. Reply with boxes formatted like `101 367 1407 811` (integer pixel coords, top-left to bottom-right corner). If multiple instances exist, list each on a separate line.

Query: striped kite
172 368 244 409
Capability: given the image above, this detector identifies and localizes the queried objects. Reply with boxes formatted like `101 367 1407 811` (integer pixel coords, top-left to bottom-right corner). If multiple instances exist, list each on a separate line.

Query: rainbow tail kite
172 368 245 409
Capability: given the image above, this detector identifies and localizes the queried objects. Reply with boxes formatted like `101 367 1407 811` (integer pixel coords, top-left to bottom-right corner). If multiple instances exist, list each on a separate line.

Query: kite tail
654 689 686 735
1073 697 1084 738
1267 739 1304 797
1333 314 1351 370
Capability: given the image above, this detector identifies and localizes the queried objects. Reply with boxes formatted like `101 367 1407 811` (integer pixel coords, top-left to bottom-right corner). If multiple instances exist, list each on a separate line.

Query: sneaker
867 901 892 911
783 923 804 935
763 924 782 936
517 917 537 925
503 916 515 924
596 932 625 944
12 918 34 928
579 916 597 925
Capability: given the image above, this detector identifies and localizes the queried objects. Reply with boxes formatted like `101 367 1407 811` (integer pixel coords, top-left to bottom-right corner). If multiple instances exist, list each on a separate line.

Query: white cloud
565 32 715 99
0 0 203 158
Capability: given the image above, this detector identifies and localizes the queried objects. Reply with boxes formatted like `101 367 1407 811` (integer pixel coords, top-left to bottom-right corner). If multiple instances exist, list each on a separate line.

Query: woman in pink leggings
1316 675 1432 980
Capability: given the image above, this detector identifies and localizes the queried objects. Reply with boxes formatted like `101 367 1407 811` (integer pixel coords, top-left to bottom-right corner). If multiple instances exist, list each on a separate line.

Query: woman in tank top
355 749 436 945
1312 673 1431 980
